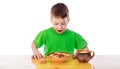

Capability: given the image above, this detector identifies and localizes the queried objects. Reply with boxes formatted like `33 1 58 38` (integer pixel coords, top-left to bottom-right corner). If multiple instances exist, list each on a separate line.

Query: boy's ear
69 17 70 22
50 17 53 23
67 17 70 23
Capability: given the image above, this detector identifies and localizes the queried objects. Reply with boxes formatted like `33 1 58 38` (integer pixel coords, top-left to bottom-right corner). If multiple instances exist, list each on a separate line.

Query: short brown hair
51 3 69 18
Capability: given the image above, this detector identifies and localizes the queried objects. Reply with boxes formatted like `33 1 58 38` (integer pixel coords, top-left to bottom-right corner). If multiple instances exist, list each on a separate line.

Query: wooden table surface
33 58 94 69
0 55 120 69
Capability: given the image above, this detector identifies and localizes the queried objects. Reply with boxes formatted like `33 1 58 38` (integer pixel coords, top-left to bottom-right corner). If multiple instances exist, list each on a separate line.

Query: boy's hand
72 53 77 59
32 50 43 60
31 42 43 60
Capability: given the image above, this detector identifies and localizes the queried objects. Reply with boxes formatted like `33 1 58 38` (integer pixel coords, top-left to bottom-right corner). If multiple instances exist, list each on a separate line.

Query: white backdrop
0 0 120 55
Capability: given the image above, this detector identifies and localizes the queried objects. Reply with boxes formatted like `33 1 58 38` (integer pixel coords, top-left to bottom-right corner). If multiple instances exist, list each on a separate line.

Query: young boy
31 3 89 60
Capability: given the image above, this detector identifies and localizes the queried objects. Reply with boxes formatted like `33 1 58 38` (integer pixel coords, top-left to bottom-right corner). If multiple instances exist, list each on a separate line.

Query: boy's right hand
31 42 43 60
32 50 43 60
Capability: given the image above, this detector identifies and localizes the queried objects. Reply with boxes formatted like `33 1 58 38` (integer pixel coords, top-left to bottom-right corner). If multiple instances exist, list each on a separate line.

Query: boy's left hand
72 53 77 59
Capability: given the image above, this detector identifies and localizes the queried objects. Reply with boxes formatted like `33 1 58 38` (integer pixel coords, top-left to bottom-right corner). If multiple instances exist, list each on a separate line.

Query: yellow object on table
32 58 94 69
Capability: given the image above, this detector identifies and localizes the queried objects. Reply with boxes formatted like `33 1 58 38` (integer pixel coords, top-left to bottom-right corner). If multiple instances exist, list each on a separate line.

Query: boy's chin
57 31 63 34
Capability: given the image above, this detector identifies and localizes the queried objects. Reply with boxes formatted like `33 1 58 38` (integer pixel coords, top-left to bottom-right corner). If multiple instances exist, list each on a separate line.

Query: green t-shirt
34 27 88 56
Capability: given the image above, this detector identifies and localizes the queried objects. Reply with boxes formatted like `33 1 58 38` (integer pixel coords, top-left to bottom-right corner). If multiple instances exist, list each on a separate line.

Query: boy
31 3 89 60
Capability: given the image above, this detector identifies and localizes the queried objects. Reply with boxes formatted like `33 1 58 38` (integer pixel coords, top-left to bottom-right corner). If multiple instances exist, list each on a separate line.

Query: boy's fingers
40 54 44 58
39 54 44 59
37 55 40 59
31 55 34 59
37 53 43 59
32 53 43 60
72 54 77 59
34 55 37 59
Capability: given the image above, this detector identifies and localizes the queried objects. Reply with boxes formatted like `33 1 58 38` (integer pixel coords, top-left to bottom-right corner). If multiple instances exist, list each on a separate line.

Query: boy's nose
58 25 62 29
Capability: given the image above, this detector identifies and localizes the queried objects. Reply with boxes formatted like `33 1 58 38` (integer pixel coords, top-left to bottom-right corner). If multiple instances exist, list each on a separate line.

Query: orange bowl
46 52 71 63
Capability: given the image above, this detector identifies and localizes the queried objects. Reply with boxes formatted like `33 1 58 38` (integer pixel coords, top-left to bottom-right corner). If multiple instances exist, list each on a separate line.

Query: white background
0 0 120 55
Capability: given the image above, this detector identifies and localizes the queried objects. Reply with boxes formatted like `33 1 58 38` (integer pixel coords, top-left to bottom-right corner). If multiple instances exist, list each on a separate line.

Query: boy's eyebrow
54 20 65 24
55 22 65 24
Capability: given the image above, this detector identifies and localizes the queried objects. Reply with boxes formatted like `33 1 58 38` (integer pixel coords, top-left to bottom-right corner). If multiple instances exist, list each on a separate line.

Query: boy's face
51 16 70 34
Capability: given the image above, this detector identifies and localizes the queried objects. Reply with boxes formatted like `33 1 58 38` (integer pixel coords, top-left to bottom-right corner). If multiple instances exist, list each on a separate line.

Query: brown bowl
74 50 95 63
46 52 71 63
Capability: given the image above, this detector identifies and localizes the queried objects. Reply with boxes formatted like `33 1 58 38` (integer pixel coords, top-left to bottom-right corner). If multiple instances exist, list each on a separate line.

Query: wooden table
1 55 120 69
33 58 94 69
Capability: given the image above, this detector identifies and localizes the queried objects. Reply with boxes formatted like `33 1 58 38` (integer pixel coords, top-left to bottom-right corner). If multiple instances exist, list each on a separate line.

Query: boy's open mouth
57 30 63 33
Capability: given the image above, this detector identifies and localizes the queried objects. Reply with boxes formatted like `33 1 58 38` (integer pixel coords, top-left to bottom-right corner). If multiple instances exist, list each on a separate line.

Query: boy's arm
76 46 89 52
31 42 43 59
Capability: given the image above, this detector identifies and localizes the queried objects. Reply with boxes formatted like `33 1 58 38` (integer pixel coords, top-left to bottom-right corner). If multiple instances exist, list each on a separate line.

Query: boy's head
50 3 70 34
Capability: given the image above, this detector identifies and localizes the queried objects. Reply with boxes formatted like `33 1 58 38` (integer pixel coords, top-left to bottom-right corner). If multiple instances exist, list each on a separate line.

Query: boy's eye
54 23 58 25
61 23 66 25
54 23 66 25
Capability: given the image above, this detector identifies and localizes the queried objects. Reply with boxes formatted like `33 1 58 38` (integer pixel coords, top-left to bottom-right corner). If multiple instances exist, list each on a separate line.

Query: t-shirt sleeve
34 31 46 48
75 33 88 50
